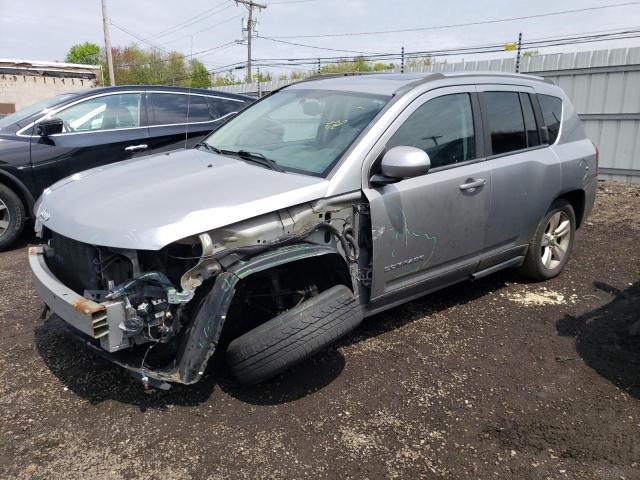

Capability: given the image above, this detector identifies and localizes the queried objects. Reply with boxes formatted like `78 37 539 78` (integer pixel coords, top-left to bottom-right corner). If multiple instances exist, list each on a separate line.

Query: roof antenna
184 35 193 149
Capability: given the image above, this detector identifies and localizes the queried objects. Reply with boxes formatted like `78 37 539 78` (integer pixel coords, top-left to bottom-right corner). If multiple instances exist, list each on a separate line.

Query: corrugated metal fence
214 47 640 181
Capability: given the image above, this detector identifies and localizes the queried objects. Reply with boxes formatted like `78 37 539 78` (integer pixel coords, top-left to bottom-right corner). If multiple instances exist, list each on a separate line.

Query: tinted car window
386 93 476 169
209 98 246 118
538 94 563 144
484 92 526 155
149 93 210 125
56 93 141 132
521 93 540 147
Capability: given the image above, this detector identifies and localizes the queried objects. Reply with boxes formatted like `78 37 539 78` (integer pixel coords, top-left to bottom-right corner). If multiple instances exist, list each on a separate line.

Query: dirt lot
0 182 639 480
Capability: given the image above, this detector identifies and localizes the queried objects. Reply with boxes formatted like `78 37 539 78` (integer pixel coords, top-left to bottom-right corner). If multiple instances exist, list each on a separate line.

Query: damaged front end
30 200 361 389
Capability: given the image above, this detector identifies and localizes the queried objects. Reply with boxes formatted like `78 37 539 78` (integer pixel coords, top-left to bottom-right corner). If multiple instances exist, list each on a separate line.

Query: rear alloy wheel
540 211 572 270
519 199 576 281
0 184 26 251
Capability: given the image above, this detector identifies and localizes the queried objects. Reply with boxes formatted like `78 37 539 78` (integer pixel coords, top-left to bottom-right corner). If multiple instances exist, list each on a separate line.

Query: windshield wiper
223 149 284 172
195 142 222 154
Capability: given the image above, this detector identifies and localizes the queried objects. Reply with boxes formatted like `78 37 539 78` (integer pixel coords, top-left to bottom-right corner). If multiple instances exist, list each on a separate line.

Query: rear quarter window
149 93 210 125
538 94 563 144
209 97 246 118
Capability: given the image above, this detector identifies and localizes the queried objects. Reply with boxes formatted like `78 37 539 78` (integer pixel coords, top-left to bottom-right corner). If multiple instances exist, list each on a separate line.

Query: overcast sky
1 0 639 76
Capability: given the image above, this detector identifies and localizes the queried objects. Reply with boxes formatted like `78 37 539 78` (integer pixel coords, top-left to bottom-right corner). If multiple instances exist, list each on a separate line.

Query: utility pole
236 0 266 83
515 32 523 73
100 0 116 86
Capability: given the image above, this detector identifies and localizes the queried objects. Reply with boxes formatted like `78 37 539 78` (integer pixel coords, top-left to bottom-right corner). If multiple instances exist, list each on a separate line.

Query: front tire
0 184 26 252
227 284 362 385
519 199 576 281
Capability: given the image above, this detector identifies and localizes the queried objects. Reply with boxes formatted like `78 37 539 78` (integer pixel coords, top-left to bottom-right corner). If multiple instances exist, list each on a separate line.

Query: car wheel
226 284 363 385
519 199 576 281
0 184 26 252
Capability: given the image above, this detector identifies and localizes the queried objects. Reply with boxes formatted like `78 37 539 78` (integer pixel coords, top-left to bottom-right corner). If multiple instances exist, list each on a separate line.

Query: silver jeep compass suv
30 73 597 388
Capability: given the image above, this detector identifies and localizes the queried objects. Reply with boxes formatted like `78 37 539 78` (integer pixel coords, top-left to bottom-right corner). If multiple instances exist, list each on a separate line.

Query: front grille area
45 230 103 295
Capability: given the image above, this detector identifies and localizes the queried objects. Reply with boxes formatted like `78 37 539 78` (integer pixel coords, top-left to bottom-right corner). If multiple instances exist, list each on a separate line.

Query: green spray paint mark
388 209 438 279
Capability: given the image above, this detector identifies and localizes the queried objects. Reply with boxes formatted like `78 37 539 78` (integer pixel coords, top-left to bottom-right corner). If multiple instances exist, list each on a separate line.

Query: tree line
66 41 212 88
66 42 462 88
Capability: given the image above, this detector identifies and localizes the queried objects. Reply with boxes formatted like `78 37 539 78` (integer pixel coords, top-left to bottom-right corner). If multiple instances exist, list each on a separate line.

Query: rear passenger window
386 93 476 169
484 92 526 155
538 94 563 144
149 93 211 125
521 93 540 147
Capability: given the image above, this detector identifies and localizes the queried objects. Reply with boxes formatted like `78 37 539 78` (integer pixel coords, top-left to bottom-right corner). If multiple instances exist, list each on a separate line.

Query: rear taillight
592 142 599 176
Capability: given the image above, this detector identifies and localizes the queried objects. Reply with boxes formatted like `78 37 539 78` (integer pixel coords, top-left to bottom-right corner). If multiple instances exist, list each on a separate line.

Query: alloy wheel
540 211 571 270
0 198 9 237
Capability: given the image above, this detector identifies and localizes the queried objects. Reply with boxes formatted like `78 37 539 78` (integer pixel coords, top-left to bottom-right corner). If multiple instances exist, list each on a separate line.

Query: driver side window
386 93 476 169
55 93 142 132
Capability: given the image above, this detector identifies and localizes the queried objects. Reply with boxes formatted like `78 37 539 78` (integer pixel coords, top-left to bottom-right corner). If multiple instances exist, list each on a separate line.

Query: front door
364 86 491 301
29 92 148 193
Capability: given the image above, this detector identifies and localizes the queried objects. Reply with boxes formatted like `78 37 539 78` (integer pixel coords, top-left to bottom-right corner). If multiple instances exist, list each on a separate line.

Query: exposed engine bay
35 196 366 388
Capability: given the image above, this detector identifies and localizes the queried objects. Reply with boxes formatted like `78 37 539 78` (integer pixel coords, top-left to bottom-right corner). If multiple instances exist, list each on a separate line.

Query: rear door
29 91 148 193
364 86 491 301
145 92 247 153
477 86 562 269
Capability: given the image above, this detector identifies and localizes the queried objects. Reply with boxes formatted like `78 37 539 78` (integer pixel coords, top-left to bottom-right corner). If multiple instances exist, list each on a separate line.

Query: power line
143 1 232 41
257 35 383 55
267 0 322 4
110 21 243 64
266 1 640 38
158 14 242 45
205 28 640 72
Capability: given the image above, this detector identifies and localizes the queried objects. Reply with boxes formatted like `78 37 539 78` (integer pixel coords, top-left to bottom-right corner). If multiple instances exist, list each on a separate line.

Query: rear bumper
583 176 598 223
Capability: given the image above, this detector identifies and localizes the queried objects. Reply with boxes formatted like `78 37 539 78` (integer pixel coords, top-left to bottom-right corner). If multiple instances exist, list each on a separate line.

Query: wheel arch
554 189 586 228
174 244 355 384
0 170 35 218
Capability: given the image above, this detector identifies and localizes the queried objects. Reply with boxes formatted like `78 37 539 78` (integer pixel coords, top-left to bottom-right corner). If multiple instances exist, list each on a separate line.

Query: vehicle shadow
556 280 640 398
34 314 346 410
35 270 518 409
220 270 517 405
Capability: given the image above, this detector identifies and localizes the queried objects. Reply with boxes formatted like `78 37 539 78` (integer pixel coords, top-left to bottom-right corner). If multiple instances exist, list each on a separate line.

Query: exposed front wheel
519 199 576 281
226 284 363 385
0 184 26 252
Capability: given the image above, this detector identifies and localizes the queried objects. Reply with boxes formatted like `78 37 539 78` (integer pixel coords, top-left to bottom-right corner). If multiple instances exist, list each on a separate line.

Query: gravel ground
0 181 639 480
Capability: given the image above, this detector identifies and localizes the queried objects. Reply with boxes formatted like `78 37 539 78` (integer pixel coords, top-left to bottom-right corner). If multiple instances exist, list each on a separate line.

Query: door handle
459 178 486 191
124 144 148 153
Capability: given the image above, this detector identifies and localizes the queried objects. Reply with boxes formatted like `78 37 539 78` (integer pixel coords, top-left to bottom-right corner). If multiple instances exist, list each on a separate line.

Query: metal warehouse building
217 47 640 182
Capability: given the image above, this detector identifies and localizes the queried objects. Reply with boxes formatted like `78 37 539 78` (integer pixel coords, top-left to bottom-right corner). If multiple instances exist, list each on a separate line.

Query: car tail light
592 142 599 176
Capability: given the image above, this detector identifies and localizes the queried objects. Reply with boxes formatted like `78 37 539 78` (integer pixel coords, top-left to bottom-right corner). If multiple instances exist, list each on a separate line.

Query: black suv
0 85 253 250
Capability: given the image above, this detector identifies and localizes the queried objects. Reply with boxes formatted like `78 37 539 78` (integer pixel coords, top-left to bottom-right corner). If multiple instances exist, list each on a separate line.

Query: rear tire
0 184 26 252
227 284 362 385
519 199 576 281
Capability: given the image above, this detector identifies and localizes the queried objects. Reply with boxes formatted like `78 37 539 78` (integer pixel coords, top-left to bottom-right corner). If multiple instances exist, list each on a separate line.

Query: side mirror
371 146 431 186
37 118 63 136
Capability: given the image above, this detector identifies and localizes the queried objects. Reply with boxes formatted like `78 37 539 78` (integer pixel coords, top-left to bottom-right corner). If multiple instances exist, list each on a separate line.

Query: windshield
0 93 78 131
203 88 389 176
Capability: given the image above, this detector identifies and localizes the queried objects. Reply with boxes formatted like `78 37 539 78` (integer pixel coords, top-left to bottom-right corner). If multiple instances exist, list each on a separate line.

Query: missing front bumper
30 244 239 386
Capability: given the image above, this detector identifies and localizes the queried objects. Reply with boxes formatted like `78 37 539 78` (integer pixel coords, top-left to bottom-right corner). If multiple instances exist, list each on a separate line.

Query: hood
37 148 329 250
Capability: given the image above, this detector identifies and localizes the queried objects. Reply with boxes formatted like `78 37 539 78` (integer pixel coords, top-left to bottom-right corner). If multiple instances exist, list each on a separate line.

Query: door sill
472 256 524 280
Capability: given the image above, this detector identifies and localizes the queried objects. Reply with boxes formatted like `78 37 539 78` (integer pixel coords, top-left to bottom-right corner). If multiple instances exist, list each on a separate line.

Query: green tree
189 59 212 88
66 42 102 65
